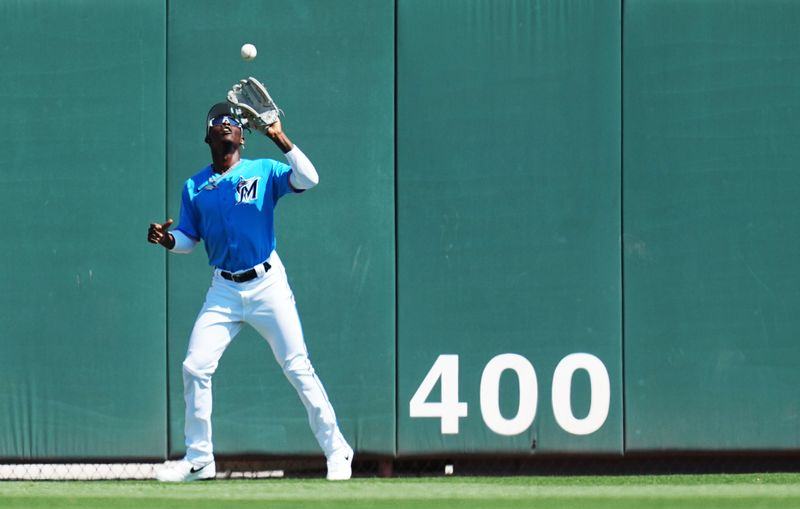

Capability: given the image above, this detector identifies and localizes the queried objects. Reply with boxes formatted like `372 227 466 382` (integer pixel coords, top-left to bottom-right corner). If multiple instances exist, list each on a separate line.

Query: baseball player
147 102 353 481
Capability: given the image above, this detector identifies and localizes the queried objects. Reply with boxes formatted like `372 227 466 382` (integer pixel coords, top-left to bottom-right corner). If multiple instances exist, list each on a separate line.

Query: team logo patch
235 176 260 204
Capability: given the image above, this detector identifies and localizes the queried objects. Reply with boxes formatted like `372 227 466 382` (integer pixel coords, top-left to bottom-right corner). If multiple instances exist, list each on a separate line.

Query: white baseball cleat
156 459 216 482
326 446 354 481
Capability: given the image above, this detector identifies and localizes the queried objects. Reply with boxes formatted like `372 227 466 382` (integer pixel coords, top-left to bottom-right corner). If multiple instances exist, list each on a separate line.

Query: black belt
220 262 271 283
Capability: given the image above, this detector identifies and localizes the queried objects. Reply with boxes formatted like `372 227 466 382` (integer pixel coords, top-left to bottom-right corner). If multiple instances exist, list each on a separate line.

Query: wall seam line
164 0 171 461
619 0 627 457
393 0 400 462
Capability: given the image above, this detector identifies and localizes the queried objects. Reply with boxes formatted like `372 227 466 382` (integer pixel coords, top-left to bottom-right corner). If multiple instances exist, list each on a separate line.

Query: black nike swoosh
190 464 207 473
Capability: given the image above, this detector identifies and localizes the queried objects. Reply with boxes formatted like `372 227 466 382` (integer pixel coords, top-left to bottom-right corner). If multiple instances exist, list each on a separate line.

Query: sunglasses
208 115 242 128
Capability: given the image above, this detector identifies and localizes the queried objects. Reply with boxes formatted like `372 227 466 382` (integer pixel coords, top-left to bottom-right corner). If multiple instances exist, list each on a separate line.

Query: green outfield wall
1 0 798 460
165 0 396 458
396 0 622 455
623 0 800 451
0 0 168 458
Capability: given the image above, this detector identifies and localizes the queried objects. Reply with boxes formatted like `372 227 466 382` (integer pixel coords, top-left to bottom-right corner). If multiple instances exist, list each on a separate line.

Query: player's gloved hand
226 76 282 135
147 218 175 249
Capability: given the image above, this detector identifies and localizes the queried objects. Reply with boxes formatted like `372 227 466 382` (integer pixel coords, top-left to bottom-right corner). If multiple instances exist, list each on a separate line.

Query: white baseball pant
180 251 350 465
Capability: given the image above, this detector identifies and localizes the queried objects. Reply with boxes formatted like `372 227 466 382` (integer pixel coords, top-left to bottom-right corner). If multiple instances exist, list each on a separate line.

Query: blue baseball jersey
176 158 298 272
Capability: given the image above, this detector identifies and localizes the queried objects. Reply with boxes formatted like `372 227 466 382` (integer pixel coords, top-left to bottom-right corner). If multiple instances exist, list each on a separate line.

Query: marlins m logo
235 176 261 204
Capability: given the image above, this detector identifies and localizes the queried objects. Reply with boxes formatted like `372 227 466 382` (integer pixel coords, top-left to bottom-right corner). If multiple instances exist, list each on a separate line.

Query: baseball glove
226 77 282 132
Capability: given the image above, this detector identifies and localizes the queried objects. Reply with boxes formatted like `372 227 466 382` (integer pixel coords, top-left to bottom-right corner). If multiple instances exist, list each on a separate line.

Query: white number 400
409 353 610 436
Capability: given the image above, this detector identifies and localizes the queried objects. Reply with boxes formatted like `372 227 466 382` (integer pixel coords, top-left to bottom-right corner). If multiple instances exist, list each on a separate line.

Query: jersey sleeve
270 159 298 201
176 182 201 241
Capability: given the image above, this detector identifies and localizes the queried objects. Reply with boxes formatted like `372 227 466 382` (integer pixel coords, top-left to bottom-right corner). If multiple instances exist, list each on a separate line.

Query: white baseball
240 43 257 61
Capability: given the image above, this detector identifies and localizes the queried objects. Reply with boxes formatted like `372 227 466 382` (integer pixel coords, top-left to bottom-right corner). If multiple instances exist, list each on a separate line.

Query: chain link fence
3 453 800 480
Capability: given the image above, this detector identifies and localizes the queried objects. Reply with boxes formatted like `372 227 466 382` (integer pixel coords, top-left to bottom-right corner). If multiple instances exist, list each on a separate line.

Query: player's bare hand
148 218 174 248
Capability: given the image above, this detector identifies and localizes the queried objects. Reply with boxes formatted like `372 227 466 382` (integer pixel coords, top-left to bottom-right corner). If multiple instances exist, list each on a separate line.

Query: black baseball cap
206 102 236 133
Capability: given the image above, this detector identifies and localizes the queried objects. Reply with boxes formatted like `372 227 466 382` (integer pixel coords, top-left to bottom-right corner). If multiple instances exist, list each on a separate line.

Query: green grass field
2 474 800 509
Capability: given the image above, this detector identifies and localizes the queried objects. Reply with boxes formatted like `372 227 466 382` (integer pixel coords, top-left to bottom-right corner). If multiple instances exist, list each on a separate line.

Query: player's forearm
268 131 293 154
168 230 198 254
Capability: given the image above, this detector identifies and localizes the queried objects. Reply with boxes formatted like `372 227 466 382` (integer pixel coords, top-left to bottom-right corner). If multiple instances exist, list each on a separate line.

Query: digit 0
479 354 537 436
551 353 611 435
